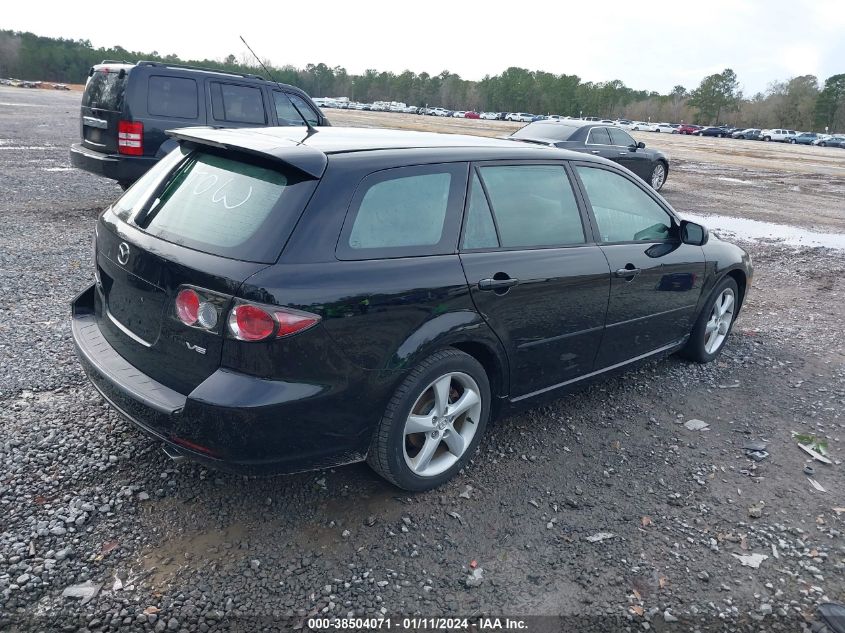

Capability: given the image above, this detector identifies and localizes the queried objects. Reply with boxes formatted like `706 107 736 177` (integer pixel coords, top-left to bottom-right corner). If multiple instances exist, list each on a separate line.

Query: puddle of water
683 213 845 251
715 176 755 185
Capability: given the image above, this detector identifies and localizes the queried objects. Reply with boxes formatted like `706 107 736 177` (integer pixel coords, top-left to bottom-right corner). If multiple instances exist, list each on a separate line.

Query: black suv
69 60 329 188
71 126 752 491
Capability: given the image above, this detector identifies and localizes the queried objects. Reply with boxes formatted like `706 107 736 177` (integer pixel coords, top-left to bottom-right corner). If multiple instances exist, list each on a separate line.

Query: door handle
591 150 600 154
614 266 641 279
478 277 519 291
619 152 629 156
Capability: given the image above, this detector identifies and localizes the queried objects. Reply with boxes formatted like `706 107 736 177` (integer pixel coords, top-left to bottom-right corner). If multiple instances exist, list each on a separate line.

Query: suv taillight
228 302 320 342
118 120 143 156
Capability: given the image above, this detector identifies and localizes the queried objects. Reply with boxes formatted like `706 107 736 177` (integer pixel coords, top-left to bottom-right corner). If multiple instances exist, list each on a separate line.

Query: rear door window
130 151 315 262
338 163 468 260
210 82 266 124
82 69 129 111
148 76 198 119
588 127 612 145
461 173 499 250
477 164 585 248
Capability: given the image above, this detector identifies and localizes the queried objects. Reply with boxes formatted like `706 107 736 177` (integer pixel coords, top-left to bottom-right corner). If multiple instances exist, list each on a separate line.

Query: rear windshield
512 123 577 142
120 150 315 263
82 68 130 111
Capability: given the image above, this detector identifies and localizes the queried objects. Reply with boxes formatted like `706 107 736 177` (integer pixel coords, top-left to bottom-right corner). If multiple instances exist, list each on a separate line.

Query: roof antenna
239 35 318 138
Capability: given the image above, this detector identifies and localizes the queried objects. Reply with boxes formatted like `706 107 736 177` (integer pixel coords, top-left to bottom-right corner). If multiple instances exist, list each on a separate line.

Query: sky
5 0 845 95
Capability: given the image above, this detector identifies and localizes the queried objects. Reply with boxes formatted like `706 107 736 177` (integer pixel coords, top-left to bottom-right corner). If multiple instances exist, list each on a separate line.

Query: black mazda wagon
71 126 752 491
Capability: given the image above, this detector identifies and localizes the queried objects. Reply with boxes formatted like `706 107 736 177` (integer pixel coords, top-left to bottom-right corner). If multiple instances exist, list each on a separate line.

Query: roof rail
99 60 133 65
136 60 266 81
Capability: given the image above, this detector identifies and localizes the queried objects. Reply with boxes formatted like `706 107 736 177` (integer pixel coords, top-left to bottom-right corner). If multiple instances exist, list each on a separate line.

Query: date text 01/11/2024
306 617 528 630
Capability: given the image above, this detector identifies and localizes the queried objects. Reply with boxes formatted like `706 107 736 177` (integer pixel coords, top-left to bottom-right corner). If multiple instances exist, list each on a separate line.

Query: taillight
174 287 223 331
175 288 200 325
227 302 320 342
118 120 143 156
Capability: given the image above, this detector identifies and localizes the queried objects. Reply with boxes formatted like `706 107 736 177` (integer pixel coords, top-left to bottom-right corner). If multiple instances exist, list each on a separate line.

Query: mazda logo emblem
117 242 130 266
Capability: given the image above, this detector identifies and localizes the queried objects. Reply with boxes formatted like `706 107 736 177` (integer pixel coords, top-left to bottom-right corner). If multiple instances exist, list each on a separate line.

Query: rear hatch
94 145 320 394
80 64 132 154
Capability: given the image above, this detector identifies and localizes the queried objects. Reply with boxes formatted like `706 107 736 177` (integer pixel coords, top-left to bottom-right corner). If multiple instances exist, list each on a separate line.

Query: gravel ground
1 87 844 633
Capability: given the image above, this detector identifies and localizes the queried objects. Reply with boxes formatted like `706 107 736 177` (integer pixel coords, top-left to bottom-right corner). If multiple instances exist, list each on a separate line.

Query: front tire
367 349 491 491
680 277 739 363
649 161 667 191
697 132 703 136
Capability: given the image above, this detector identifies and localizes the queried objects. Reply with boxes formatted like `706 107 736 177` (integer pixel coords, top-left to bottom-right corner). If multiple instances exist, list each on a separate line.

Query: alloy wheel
651 163 666 190
704 288 735 354
402 372 482 478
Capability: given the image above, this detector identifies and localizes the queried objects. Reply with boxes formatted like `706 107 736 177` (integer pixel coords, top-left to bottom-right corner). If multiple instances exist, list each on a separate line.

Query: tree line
1 29 843 132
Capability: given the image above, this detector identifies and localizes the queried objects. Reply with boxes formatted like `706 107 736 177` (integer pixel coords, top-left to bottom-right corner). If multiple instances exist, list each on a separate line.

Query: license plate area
98 257 166 345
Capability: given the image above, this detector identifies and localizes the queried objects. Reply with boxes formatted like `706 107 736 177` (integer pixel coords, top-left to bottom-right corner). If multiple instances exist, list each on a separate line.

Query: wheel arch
385 311 510 399
725 268 747 311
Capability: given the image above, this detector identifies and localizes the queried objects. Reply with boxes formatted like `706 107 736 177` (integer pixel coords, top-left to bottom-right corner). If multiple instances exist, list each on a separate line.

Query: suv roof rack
136 60 266 81
99 60 133 65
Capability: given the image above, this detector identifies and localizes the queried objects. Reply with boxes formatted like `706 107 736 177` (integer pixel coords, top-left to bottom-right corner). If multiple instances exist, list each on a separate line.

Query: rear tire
367 349 491 491
697 132 703 136
680 277 739 363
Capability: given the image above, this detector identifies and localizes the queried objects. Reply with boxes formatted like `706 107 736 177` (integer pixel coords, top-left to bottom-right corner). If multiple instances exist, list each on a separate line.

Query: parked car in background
655 123 676 133
480 112 498 120
615 119 635 129
464 111 480 119
508 120 670 190
452 111 466 118
814 135 845 148
697 127 731 137
731 128 762 140
760 128 797 142
506 112 536 122
431 108 451 117
69 60 329 189
677 124 703 135
791 132 819 145
72 125 749 491
632 122 659 132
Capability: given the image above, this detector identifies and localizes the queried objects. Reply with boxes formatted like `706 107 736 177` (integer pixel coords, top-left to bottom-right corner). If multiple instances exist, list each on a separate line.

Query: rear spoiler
166 127 328 179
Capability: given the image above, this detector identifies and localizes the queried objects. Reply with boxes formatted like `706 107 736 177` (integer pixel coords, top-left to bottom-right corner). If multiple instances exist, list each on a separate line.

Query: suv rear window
126 151 315 262
82 69 129 111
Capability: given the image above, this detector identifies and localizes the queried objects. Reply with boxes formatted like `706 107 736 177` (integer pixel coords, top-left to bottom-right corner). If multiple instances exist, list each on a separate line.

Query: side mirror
680 220 708 246
637 141 646 149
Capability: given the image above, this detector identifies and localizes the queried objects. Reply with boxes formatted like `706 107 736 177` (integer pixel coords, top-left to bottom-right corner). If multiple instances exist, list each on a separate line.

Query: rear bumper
71 284 372 475
69 143 157 184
